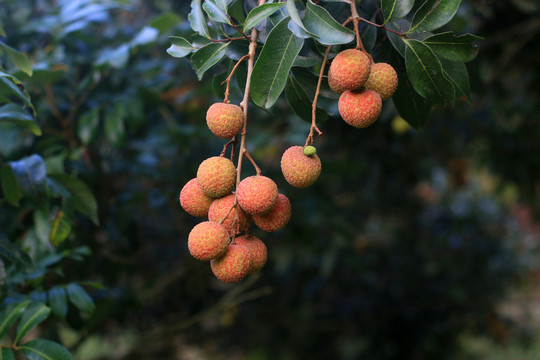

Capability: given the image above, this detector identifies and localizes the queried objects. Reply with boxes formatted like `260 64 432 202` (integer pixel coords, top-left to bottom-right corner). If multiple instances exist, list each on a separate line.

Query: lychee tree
170 0 480 282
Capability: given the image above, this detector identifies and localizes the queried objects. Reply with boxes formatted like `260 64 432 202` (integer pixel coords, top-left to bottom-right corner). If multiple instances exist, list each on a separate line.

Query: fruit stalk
305 45 331 147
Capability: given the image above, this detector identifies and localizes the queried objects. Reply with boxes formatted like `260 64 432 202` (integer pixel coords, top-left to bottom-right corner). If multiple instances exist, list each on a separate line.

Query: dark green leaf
285 75 329 123
0 300 31 339
410 0 462 33
188 0 211 38
381 0 415 23
1 348 16 360
77 108 100 145
49 211 71 246
423 32 482 62
104 104 125 147
393 70 431 129
286 0 316 38
130 26 159 47
95 44 130 69
229 0 246 23
0 72 35 115
167 36 195 58
191 42 230 80
1 164 23 207
203 1 232 25
20 339 73 360
359 22 377 53
14 303 51 344
0 104 40 136
404 39 455 106
292 55 321 68
386 20 409 57
440 59 470 102
251 18 304 109
48 174 99 225
9 155 47 197
148 12 183 34
303 0 354 45
48 287 68 320
244 3 285 32
291 67 338 99
0 24 5 37
0 42 33 76
66 283 94 314
214 0 229 13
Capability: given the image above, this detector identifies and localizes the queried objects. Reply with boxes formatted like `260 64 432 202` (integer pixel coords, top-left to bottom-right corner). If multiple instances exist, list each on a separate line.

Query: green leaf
229 0 246 23
244 3 286 32
291 67 338 99
393 70 431 129
285 75 329 123
1 348 16 360
440 59 470 102
104 104 125 147
9 155 47 197
66 283 94 314
188 0 211 38
148 12 183 34
191 42 230 80
48 286 68 320
48 174 99 225
20 339 73 360
286 0 316 38
386 20 409 57
0 103 41 136
202 0 232 25
130 26 159 47
77 108 100 145
0 24 6 37
49 211 72 246
423 32 482 62
0 42 33 76
382 0 415 23
214 0 229 13
0 300 31 339
410 0 462 33
0 72 35 115
14 303 51 344
1 164 23 207
167 36 195 58
303 0 355 45
404 39 455 106
95 44 130 69
250 18 304 109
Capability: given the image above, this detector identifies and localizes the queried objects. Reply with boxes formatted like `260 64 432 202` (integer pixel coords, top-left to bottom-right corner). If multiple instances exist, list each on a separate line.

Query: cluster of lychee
328 48 398 128
179 103 323 283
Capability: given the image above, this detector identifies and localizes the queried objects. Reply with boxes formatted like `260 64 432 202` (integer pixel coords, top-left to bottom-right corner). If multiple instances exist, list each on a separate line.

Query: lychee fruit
208 194 251 235
197 156 236 198
179 178 213 217
253 194 292 232
328 49 371 94
188 221 230 261
236 175 278 215
206 102 244 139
234 235 267 273
281 146 322 188
211 244 252 283
338 89 382 128
364 63 398 100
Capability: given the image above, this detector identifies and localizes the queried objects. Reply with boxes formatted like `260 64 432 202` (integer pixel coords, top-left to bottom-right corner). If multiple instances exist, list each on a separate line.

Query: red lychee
364 63 398 100
253 194 292 232
188 221 230 261
234 235 267 273
206 102 244 139
328 49 371 94
338 89 382 128
236 176 278 215
208 194 251 235
179 178 213 217
211 244 252 283
197 156 236 198
281 146 321 188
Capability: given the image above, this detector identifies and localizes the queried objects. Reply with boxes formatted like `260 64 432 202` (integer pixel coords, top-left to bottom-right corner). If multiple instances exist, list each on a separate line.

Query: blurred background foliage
0 0 539 359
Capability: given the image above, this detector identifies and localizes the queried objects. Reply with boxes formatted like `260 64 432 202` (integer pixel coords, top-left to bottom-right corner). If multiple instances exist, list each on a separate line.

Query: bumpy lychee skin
234 235 267 273
179 178 213 217
364 63 398 100
208 194 251 235
338 89 382 128
206 103 244 139
211 244 252 283
328 49 371 94
197 156 236 198
253 194 292 232
281 146 322 188
188 221 230 261
236 176 278 215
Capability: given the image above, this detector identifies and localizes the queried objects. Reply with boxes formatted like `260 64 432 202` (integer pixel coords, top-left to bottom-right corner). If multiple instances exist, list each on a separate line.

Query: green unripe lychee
211 244 252 283
208 194 251 235
253 194 292 232
188 221 230 261
364 63 398 100
234 235 267 274
179 178 213 217
303 146 316 156
328 49 371 94
338 89 382 128
281 146 321 188
206 102 244 139
237 176 278 215
197 156 236 198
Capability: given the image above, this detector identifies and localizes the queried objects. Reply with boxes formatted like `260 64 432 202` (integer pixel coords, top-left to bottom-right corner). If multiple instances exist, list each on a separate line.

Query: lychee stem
304 45 330 147
222 54 249 103
347 0 365 52
243 149 262 176
220 136 238 157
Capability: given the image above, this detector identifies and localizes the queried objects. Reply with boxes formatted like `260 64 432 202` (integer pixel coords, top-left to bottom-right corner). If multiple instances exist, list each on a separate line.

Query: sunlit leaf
243 3 285 32
303 0 354 45
191 42 230 80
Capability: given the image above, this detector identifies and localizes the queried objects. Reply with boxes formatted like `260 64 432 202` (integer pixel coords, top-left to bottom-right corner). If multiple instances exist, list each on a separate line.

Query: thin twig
222 54 249 103
304 45 330 147
243 149 262 175
220 136 238 157
348 0 365 52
